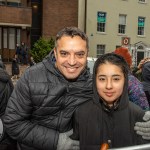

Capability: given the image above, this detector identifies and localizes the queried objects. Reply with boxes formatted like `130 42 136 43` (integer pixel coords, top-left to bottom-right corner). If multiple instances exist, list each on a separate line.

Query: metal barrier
109 144 150 150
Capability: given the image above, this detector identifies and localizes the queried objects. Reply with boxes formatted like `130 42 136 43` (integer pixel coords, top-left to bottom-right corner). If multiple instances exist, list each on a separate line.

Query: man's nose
68 55 76 65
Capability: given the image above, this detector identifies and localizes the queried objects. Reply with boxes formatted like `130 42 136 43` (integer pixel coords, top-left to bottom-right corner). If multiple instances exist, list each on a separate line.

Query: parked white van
87 57 97 74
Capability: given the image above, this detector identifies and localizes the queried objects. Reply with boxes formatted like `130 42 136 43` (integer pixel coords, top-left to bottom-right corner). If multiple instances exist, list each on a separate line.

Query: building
31 0 79 47
0 0 79 61
2 0 148 66
84 0 150 66
0 0 32 61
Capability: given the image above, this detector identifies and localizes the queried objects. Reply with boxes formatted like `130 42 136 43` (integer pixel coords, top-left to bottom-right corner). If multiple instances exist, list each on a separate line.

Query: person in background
71 53 149 150
2 27 150 150
29 56 36 67
0 61 16 150
20 42 28 65
15 43 21 63
0 55 5 69
132 58 150 81
141 61 150 106
11 54 20 80
114 47 149 110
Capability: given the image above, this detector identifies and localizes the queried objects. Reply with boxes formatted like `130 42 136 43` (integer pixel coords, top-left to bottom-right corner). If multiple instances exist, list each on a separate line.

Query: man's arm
135 111 150 140
3 71 58 150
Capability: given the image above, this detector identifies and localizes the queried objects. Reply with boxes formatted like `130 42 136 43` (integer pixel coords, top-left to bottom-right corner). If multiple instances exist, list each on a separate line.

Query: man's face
54 36 88 80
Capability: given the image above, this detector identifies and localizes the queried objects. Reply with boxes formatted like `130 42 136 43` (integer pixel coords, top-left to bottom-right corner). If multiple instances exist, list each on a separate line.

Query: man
3 27 92 150
3 27 150 150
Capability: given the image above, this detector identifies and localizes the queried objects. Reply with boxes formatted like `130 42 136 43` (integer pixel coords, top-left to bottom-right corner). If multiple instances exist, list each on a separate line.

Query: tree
30 37 55 63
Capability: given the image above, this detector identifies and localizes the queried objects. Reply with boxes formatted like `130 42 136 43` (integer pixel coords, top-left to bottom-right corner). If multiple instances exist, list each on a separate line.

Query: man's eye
76 53 85 58
60 52 68 56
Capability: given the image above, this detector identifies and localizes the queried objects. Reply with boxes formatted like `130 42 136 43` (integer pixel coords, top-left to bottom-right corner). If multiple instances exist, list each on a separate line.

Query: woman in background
114 47 149 110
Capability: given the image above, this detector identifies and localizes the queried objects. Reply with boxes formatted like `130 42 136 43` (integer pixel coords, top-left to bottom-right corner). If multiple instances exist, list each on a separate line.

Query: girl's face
96 62 125 106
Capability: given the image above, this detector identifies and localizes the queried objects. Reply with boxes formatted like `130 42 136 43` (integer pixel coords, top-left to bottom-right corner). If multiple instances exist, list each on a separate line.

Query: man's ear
54 48 57 58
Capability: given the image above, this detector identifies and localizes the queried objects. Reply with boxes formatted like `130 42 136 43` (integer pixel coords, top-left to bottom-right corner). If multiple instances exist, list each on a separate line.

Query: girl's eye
113 78 120 81
99 78 105 81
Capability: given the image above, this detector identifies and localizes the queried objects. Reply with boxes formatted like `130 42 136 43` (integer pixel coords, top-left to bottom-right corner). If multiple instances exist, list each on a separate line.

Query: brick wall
42 0 78 38
0 6 32 25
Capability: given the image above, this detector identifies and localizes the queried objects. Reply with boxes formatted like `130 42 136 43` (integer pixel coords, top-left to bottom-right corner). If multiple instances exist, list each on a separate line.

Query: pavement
4 63 29 85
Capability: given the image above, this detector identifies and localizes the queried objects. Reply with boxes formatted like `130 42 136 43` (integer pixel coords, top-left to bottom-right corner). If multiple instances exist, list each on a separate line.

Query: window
17 29 21 45
97 45 105 58
97 12 106 32
118 15 126 34
116 45 121 49
3 28 7 48
0 28 1 49
7 0 21 6
138 17 145 36
0 0 5 5
9 28 15 49
139 0 146 2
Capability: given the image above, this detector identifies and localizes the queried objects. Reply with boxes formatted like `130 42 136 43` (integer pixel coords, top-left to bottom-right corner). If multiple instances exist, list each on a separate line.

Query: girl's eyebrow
97 74 121 77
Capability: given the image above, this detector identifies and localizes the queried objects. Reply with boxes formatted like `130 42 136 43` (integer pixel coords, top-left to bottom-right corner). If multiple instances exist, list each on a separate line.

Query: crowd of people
0 27 150 150
11 42 36 81
15 42 28 65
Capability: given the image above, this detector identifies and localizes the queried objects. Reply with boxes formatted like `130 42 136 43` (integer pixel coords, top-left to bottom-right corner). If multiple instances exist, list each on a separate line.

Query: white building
78 0 150 66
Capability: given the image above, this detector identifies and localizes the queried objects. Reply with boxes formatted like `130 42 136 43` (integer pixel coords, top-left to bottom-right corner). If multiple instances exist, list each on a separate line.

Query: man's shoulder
24 62 48 81
0 68 10 82
28 61 45 72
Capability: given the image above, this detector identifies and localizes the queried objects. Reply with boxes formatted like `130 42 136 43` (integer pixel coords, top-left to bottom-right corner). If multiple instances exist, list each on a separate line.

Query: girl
71 53 148 150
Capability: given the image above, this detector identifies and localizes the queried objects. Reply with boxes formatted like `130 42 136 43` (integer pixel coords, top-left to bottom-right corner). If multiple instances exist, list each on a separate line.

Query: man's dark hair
55 27 89 49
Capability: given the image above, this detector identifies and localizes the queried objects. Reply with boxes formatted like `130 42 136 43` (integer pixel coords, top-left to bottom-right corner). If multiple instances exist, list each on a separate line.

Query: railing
109 144 150 150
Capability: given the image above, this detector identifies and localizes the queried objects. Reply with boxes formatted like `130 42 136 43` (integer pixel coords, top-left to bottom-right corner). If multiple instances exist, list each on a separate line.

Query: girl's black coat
72 61 149 150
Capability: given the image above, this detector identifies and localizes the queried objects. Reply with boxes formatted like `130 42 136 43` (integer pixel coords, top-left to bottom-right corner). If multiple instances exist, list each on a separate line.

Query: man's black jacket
3 51 93 150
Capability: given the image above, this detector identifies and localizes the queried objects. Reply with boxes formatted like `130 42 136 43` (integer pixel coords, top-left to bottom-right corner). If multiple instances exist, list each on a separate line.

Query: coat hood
142 62 150 91
92 58 129 111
